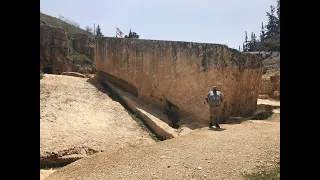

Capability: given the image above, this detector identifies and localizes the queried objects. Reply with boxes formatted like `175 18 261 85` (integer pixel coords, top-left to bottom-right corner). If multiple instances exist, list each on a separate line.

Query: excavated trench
96 71 181 130
99 81 162 142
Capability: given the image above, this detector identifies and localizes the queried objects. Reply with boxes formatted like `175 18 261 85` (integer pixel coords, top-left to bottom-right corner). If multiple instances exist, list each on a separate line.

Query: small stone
167 165 171 168
267 163 272 166
204 174 207 178
160 155 166 159
197 167 202 170
80 149 87 155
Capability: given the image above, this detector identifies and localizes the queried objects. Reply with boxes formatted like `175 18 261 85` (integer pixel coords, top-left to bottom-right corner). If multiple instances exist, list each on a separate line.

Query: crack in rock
40 146 99 167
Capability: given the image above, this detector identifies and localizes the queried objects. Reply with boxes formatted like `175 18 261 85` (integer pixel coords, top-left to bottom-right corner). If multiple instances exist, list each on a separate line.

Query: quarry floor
40 74 280 180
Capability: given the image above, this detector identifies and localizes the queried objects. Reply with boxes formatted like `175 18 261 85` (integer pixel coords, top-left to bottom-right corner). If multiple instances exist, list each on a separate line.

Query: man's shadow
209 127 226 131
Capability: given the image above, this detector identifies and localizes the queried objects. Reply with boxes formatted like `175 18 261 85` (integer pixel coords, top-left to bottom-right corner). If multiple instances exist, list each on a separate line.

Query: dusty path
40 75 155 175
46 116 280 180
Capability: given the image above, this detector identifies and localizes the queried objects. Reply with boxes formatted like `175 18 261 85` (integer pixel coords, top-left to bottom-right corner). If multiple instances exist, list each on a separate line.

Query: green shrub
243 162 280 180
70 52 92 65
69 51 94 74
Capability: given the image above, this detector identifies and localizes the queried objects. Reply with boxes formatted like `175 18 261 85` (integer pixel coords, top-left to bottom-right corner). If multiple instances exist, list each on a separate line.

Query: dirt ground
46 116 280 180
40 169 57 180
40 75 155 178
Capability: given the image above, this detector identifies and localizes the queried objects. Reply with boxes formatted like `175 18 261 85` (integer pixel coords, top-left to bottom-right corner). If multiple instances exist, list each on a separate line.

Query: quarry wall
94 37 263 123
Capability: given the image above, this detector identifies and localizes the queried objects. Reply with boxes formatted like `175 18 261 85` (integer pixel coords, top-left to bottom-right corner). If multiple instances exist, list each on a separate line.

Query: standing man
206 86 223 128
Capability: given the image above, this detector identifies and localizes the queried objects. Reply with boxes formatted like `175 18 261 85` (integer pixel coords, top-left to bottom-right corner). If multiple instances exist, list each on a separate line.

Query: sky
40 0 277 50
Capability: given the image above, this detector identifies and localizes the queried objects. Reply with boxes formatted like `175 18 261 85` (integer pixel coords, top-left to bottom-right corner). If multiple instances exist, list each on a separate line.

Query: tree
277 0 280 20
239 45 241 52
96 25 103 37
126 29 132 38
58 13 64 20
245 31 248 44
243 31 249 52
242 42 246 52
124 29 140 39
249 32 257 51
240 1 280 52
260 22 265 43
85 26 93 34
265 5 279 37
131 32 139 38
276 0 280 33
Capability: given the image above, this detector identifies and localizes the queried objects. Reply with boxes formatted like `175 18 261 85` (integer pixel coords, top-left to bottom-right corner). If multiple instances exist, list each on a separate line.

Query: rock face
259 74 280 99
40 24 72 74
72 33 94 60
94 37 263 123
259 57 280 99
